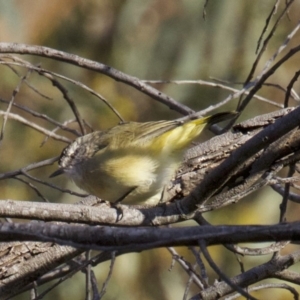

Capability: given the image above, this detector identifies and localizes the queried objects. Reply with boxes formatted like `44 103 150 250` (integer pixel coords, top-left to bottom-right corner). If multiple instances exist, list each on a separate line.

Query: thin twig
20 170 88 198
245 0 295 84
98 251 116 299
189 247 208 287
85 250 92 300
280 164 296 222
255 0 280 54
41 71 86 135
0 97 81 137
0 56 52 100
0 157 59 180
226 282 299 300
14 177 49 202
0 69 32 140
271 184 300 203
144 79 283 108
238 44 300 112
167 247 204 289
198 240 257 300
0 111 71 143
0 43 194 115
0 56 125 123
284 70 300 107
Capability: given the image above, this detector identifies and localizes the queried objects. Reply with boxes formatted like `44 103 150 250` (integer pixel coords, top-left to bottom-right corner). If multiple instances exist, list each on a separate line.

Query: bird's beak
49 168 64 178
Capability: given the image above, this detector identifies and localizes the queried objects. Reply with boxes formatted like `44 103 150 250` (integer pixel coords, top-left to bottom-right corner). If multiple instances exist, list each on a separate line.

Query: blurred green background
1 1 300 299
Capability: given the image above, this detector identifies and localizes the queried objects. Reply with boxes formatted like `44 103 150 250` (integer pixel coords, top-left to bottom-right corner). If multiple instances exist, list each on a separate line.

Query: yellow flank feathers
50 112 234 205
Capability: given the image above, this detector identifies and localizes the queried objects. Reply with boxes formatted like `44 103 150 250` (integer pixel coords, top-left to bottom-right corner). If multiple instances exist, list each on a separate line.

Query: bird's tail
192 111 237 126
156 111 236 151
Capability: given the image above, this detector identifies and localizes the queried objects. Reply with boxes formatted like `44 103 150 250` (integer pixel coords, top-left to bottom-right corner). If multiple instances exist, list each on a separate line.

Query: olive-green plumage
51 112 234 205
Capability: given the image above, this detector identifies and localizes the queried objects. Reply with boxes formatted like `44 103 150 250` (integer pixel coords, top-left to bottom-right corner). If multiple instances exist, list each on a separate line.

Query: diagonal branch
0 43 194 115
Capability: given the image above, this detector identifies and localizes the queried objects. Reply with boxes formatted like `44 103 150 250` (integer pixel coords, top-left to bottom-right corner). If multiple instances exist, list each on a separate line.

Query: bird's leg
114 186 137 204
111 186 137 222
159 185 167 203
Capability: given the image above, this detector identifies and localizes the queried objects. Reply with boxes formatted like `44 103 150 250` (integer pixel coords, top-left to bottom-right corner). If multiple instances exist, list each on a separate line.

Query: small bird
50 112 234 205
